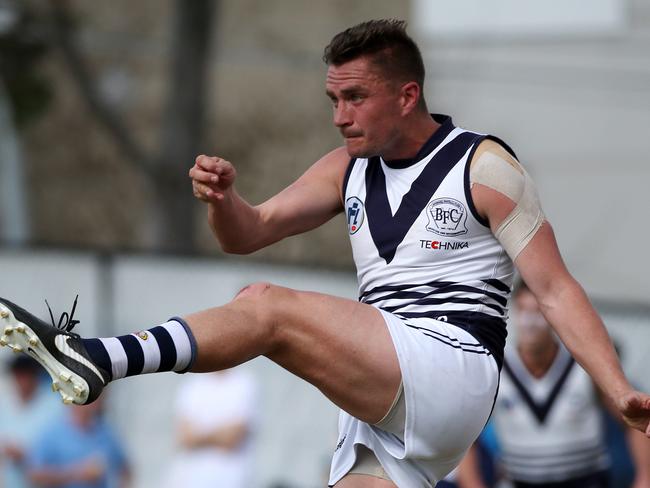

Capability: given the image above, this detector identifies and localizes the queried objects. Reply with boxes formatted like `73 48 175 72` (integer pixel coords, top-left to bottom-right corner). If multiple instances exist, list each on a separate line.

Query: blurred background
0 0 648 486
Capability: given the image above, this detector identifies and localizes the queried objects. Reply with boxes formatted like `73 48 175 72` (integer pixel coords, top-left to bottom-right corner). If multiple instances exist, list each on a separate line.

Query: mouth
343 134 363 141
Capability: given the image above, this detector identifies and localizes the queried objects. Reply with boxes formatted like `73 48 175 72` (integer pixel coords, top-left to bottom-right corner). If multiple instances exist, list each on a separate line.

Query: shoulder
302 146 353 198
470 138 522 173
468 137 532 226
311 146 353 174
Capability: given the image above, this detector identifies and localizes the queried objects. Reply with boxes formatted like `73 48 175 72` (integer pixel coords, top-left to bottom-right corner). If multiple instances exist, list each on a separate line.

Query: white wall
415 1 650 302
412 0 625 38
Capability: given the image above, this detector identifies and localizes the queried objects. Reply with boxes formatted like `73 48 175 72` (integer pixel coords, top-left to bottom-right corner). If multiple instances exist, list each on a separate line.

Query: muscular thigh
236 283 401 424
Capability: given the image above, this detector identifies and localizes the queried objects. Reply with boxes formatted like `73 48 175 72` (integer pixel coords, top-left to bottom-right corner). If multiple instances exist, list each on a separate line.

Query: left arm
513 223 634 413
471 141 650 435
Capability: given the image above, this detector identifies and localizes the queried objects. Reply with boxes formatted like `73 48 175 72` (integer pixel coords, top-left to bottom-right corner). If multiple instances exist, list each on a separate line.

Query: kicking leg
186 282 401 423
0 283 401 423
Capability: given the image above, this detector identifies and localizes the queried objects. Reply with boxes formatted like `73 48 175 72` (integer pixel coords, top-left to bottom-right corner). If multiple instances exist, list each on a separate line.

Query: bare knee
234 281 273 300
232 282 292 345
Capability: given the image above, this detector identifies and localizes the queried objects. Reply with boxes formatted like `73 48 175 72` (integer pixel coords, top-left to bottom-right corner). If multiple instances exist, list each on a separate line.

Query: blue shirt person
27 401 130 488
0 356 63 488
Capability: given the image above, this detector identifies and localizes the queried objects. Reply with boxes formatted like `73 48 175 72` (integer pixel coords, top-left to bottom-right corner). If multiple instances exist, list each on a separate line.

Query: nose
333 102 352 129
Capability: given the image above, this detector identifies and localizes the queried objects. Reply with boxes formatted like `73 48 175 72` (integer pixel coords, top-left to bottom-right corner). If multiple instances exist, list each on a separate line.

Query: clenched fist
189 155 237 203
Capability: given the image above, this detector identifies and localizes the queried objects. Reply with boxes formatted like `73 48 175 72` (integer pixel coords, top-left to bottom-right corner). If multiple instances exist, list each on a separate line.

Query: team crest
346 197 364 235
136 331 148 341
426 198 468 237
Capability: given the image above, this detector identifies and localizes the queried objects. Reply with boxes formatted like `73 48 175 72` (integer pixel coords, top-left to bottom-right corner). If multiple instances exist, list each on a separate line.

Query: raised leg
185 282 401 424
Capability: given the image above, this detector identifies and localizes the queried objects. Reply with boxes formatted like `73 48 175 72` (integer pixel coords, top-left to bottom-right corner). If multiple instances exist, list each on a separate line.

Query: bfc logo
346 197 365 235
426 198 468 237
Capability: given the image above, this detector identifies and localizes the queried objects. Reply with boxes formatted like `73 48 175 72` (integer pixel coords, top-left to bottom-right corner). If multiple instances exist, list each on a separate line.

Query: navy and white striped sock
82 317 197 382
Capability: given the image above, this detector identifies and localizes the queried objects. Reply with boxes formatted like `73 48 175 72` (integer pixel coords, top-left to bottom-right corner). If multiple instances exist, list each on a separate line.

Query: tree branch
47 0 152 173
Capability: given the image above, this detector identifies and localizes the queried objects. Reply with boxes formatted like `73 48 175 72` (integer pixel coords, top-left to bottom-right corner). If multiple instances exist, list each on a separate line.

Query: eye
350 94 364 103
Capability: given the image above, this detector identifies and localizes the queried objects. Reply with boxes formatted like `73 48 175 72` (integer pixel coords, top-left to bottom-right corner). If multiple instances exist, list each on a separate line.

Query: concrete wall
415 0 650 302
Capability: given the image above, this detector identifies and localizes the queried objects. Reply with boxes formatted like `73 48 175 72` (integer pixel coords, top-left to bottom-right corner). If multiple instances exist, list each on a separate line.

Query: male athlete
457 282 650 487
1 19 649 488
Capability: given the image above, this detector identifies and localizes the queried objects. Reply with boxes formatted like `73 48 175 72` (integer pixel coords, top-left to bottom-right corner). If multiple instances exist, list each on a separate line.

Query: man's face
326 56 403 158
513 290 553 346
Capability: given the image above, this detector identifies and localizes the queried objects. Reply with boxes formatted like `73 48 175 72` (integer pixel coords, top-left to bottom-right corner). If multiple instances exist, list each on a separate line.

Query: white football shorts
328 310 500 487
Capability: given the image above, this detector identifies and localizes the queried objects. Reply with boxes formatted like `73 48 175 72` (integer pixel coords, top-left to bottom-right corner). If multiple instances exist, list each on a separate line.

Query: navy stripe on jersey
363 283 508 307
361 278 510 301
364 130 482 264
464 135 491 227
483 278 511 293
503 356 576 423
484 134 518 160
463 134 520 228
341 158 357 201
382 114 455 169
344 114 516 368
385 296 505 315
360 279 510 324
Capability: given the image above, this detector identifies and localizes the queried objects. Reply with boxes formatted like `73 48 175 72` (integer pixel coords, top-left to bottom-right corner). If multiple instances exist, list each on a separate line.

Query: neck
518 339 559 378
381 111 440 161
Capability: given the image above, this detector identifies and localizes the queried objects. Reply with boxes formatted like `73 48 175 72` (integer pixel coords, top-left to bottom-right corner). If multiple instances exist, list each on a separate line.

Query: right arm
190 146 350 254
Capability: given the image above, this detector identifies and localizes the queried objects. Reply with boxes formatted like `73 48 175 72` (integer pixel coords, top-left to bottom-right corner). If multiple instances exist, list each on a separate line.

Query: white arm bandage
470 141 545 261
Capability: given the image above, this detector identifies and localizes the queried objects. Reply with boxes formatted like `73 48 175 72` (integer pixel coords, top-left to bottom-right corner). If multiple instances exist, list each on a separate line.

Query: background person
27 399 130 488
0 356 62 488
165 368 258 488
457 282 650 488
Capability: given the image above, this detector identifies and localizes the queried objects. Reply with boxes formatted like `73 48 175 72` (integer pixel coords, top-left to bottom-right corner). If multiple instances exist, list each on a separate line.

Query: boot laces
45 295 80 335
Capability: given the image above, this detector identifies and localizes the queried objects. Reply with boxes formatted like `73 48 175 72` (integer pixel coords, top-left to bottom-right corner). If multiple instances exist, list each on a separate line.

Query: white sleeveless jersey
343 114 514 364
494 345 610 483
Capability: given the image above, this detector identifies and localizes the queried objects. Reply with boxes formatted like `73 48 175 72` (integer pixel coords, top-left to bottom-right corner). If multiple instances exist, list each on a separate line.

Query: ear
399 81 421 116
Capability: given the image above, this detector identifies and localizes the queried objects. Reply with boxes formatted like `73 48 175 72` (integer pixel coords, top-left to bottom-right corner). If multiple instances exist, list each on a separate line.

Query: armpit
470 139 545 261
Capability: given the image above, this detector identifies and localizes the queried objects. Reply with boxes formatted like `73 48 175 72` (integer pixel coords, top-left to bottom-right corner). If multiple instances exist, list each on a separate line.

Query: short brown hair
323 19 425 90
